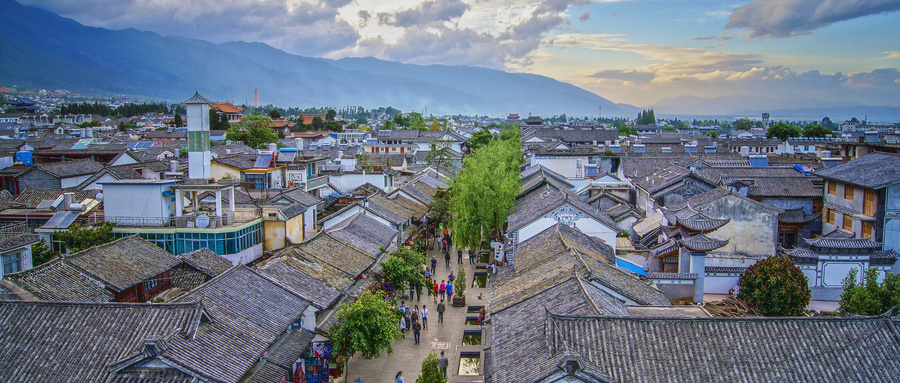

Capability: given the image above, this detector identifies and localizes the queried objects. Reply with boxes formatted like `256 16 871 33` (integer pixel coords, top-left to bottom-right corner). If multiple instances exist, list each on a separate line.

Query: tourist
421 305 429 329
399 315 406 336
446 281 453 298
395 370 404 383
448 271 456 284
457 249 463 264
431 255 437 271
468 248 475 264
439 351 449 377
404 307 411 330
437 299 446 323
479 306 486 328
444 250 451 268
432 281 439 303
412 305 420 325
439 280 446 300
412 319 422 344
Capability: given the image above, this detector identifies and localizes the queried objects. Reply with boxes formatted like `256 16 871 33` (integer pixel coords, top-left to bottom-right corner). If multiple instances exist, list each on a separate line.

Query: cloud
726 0 900 39
693 35 715 41
884 51 900 59
579 11 591 21
376 0 470 28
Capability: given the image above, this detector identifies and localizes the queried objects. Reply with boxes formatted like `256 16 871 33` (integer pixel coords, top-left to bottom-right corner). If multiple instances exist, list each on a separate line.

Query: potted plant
452 266 467 307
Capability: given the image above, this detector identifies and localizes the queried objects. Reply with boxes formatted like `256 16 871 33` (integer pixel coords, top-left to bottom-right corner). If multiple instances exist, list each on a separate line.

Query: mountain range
0 0 639 117
654 95 900 122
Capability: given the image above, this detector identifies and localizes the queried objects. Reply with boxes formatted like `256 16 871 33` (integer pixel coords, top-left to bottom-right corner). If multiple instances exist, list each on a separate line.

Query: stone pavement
338 243 491 383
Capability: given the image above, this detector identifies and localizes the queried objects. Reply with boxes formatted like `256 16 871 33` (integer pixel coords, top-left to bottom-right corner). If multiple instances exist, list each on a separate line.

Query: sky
23 0 900 108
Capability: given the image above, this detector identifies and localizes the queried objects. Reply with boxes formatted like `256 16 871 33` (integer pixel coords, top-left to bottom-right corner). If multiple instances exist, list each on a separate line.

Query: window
827 181 836 195
842 214 853 231
823 208 834 225
862 221 874 238
143 276 158 291
844 184 855 201
864 189 876 216
2 251 23 274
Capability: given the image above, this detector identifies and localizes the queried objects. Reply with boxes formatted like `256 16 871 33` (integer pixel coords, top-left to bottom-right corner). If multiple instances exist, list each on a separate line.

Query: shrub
737 255 810 316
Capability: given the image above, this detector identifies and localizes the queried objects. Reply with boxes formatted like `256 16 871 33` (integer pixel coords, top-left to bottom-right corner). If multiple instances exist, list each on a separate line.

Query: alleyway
338 242 490 383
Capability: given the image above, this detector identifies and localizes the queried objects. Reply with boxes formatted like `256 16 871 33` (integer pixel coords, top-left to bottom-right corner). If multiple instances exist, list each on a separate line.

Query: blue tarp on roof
616 258 648 277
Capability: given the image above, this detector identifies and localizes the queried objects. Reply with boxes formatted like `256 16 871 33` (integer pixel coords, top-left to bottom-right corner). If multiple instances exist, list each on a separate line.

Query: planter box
452 296 467 307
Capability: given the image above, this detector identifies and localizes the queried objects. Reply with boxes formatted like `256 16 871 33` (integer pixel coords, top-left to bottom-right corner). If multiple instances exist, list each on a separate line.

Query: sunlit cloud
727 0 900 39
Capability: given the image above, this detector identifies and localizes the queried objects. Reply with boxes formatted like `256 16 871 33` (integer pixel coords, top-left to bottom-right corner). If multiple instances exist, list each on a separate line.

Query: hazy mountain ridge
0 0 638 117
654 94 900 121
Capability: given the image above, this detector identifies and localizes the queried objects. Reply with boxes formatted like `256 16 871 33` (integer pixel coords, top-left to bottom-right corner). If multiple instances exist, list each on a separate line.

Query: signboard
490 241 504 262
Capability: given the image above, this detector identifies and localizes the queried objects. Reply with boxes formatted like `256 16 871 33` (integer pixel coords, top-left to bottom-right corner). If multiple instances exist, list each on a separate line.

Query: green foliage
466 130 493 153
766 122 802 141
451 137 522 248
226 115 279 149
737 255 810 316
311 116 325 131
173 113 183 127
837 268 900 316
498 124 521 142
326 109 337 121
268 109 281 119
428 119 444 132
455 266 467 297
59 101 170 117
417 352 447 383
425 138 456 173
803 124 832 138
380 247 427 293
117 121 139 132
55 222 116 254
356 116 368 125
77 120 101 128
707 131 720 139
733 118 754 131
617 230 631 238
31 238 57 267
209 109 230 131
328 290 402 359
427 188 451 228
618 125 637 136
636 108 656 125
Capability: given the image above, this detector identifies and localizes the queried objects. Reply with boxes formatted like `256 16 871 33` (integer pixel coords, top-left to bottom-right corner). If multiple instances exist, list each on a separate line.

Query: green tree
636 108 656 125
737 255 810 316
417 352 447 383
226 115 279 149
428 119 443 132
356 116 368 125
326 109 337 121
837 268 900 316
209 109 230 131
381 247 427 296
466 130 493 153
409 112 426 130
766 122 802 141
498 124 521 142
618 125 637 136
173 113 183 127
454 266 466 298
733 118 754 131
451 138 522 248
329 290 402 378
55 222 116 254
803 124 832 138
425 138 456 173
31 238 57 267
268 109 281 119
707 131 720 139
383 119 396 130
427 188 451 231
311 116 325 131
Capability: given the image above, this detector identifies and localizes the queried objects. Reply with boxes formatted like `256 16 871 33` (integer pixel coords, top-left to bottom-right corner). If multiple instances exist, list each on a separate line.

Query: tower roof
184 91 212 104
679 233 729 252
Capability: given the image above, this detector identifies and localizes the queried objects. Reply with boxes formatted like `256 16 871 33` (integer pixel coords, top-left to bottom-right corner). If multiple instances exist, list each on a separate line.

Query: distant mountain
654 94 900 121
0 0 638 117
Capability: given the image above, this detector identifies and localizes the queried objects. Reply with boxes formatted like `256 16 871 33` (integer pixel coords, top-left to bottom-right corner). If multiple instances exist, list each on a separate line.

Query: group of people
398 300 446 345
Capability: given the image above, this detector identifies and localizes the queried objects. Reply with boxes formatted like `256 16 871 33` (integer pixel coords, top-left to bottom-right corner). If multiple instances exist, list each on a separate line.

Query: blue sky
23 0 900 108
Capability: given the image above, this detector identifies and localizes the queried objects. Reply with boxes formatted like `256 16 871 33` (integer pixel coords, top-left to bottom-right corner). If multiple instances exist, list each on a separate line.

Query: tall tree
733 118 754 131
466 130 492 153
417 352 447 383
737 255 810 316
381 247 427 296
837 268 900 316
425 138 456 173
766 122 802 141
451 138 522 248
326 109 337 121
173 113 183 127
328 290 402 378
268 109 281 119
803 124 832 138
427 188 451 231
226 115 279 149
311 116 326 131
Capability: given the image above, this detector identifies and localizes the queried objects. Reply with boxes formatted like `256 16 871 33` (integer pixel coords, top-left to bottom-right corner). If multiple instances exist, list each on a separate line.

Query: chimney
63 192 73 210
268 143 278 154
170 160 178 173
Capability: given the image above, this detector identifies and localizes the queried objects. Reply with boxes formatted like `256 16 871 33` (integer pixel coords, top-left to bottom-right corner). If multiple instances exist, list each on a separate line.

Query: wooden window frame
844 184 855 201
824 208 834 225
827 181 837 195
862 221 874 238
864 189 876 216
842 214 853 231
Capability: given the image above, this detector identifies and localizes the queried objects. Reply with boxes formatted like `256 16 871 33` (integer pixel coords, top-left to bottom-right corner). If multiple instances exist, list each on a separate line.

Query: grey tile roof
255 256 342 308
0 234 39 252
368 193 415 220
12 188 99 208
291 231 377 280
675 212 730 232
178 248 233 278
278 203 307 219
814 152 900 189
678 233 729 252
804 237 881 249
745 177 821 198
327 212 398 257
213 154 257 170
1 258 114 302
521 164 573 188
510 184 618 232
390 193 429 217
34 158 105 178
530 314 900 383
170 265 311 383
0 300 205 382
778 207 820 224
67 235 181 292
270 187 324 207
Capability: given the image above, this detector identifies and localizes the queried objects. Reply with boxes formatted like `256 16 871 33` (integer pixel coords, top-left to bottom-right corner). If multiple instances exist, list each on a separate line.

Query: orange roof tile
211 102 245 114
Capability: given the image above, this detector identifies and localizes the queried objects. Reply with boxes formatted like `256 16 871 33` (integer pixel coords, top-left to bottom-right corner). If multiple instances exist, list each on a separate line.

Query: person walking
395 370 405 383
446 281 453 299
444 251 451 268
437 299 446 323
439 280 446 300
412 319 422 345
469 248 475 264
457 249 463 264
399 315 406 337
404 307 411 331
448 271 456 284
432 281 439 304
411 305 420 325
479 306 486 328
421 305 429 329
441 239 448 254
439 351 449 377
431 255 437 271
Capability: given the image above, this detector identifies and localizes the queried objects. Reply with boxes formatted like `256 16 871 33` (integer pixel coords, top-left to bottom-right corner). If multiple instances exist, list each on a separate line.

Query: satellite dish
195 214 210 229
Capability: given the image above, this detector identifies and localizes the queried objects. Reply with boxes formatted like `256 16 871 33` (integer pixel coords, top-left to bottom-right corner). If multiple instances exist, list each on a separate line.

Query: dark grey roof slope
510 184 618 232
531 314 900 383
170 265 310 383
178 248 233 277
67 235 180 292
814 152 900 189
255 256 342 309
270 187 324 207
0 234 39 252
34 158 105 178
327 212 398 256
12 188 99 208
1 259 114 302
0 300 205 382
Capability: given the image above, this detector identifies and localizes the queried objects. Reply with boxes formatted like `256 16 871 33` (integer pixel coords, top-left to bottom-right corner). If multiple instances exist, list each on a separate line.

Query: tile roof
1 258 114 301
745 177 821 198
255 256 342 308
12 188 99 209
678 233 729 252
778 207 820 224
804 237 882 249
178 248 233 278
66 235 181 292
33 158 105 178
509 184 618 232
0 300 205 382
390 193 429 217
675 212 730 232
170 265 310 383
531 313 900 383
814 152 900 189
327 212 398 257
0 234 39 252
292 231 377 279
270 187 324 207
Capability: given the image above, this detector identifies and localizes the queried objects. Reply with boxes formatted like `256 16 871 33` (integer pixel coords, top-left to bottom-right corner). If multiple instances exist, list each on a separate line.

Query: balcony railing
305 175 329 191
101 209 261 228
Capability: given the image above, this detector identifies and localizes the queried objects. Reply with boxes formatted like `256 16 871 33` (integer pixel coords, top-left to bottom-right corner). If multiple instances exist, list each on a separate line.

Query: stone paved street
337 243 490 383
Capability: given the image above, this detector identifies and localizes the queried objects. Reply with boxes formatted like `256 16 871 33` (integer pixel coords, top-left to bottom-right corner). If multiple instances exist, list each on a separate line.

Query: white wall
518 216 617 250
329 173 391 193
103 183 174 221
61 175 92 189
